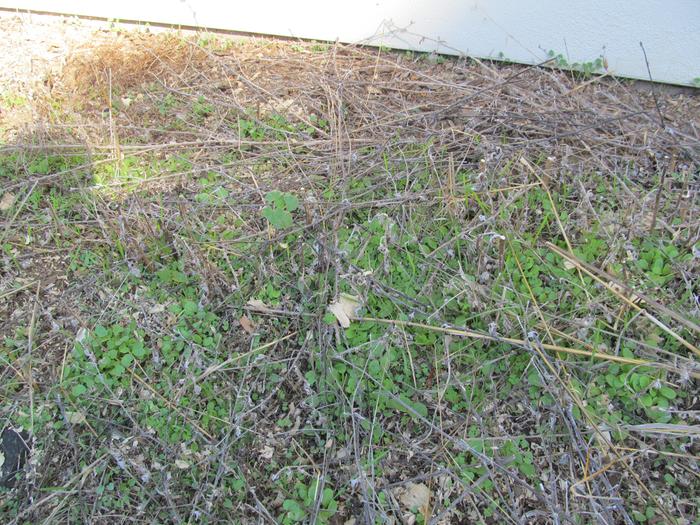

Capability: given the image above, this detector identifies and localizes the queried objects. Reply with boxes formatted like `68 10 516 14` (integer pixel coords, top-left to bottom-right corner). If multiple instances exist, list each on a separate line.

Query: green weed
262 190 299 229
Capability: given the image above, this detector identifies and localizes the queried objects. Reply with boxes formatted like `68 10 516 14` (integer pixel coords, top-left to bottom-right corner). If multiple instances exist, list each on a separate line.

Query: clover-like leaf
264 190 284 207
283 193 299 212
262 206 293 229
72 384 87 397
132 342 147 359
659 386 676 400
282 499 306 521
111 364 125 377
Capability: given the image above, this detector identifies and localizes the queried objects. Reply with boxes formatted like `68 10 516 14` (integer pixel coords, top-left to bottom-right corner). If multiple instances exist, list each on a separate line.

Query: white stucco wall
2 0 699 87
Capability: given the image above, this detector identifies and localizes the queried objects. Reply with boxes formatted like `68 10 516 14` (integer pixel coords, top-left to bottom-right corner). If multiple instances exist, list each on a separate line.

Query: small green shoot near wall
546 50 606 77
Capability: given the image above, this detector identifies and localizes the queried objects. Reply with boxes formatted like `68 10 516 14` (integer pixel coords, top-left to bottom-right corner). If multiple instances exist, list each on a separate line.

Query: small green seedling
281 479 338 524
262 190 299 229
193 95 214 119
66 322 150 397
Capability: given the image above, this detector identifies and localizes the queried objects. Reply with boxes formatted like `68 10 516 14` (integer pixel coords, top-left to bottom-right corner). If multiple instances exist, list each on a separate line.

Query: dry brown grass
58 31 209 99
42 30 700 178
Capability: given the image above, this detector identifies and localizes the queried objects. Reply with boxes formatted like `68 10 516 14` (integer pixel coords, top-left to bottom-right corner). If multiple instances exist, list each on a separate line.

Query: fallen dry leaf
174 459 190 469
239 315 255 334
0 192 15 212
260 445 274 459
75 327 88 344
66 411 87 425
396 482 430 513
595 429 613 457
148 304 166 314
246 298 272 313
328 294 362 328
